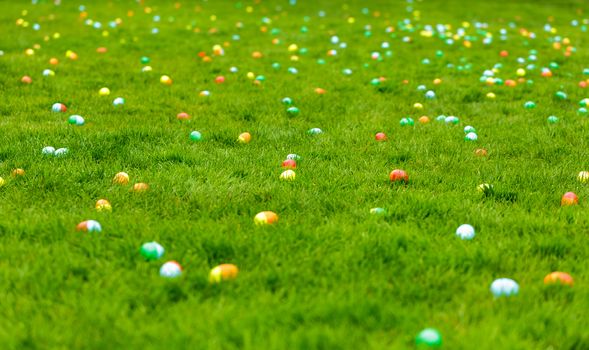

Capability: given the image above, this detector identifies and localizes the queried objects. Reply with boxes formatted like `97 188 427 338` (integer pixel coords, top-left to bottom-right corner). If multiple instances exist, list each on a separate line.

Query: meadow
0 0 588 349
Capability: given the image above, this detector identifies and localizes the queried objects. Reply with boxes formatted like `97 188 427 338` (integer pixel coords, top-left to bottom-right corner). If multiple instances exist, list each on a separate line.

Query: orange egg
544 272 574 286
113 172 129 185
252 51 263 59
21 76 32 84
418 116 430 124
11 168 25 177
209 264 239 283
49 58 59 65
474 148 488 157
314 88 326 94
177 112 190 120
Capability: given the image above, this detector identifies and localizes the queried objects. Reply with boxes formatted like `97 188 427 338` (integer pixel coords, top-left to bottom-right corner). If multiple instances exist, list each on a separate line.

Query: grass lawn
0 0 588 349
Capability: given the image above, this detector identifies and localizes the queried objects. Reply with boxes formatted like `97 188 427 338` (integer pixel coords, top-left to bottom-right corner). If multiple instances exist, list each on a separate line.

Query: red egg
500 50 509 57
375 132 387 141
215 76 225 84
561 192 578 206
21 75 32 84
579 81 587 88
544 272 574 286
282 159 296 169
389 169 408 183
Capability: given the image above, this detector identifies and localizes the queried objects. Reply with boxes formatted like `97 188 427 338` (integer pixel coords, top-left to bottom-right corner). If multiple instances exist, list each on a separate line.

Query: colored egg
543 272 574 286
282 159 296 169
477 183 494 194
133 183 149 192
140 56 150 64
375 132 387 141
280 170 296 181
11 168 25 177
524 101 536 109
52 103 67 112
547 116 559 124
140 241 165 261
456 224 475 240
286 154 301 161
425 90 436 99
68 115 85 126
43 69 55 77
113 172 129 184
307 128 322 135
160 261 182 278
464 126 476 134
215 76 225 84
76 220 102 233
142 66 152 72
0 177 5 187
370 207 386 215
400 117 414 126
95 199 112 211
475 148 488 157
286 106 299 116
21 76 32 84
99 87 111 96
578 171 589 183
490 278 519 297
177 112 190 120
190 131 202 141
42 146 56 155
199 90 210 97
160 75 172 85
113 97 125 106
282 97 293 105
209 264 239 283
418 116 430 124
486 92 496 99
561 192 578 206
415 328 442 348
445 116 459 125
254 211 278 225
464 132 478 141
389 169 408 183
54 148 68 157
238 132 251 144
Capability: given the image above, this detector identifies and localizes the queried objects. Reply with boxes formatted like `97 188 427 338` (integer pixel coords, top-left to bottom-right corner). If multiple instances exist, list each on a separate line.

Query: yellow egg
486 92 496 99
516 68 526 77
413 103 423 110
246 72 255 79
99 87 110 96
160 75 172 85
96 199 112 211
209 264 239 283
288 44 298 52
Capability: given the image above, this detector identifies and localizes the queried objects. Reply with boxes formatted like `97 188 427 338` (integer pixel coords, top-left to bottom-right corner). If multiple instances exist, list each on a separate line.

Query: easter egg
282 159 296 169
254 211 278 225
543 272 574 286
190 131 202 141
561 192 578 206
375 132 387 141
215 76 225 84
475 148 488 157
133 183 149 192
177 112 190 120
160 261 182 278
286 106 299 117
486 92 496 99
68 115 85 126
477 183 494 195
425 90 436 99
464 126 476 134
76 220 102 233
21 75 32 84
113 97 125 106
282 97 293 105
389 169 408 183
113 172 130 184
578 107 588 116
413 103 424 110
42 146 56 155
286 154 301 161
238 132 251 144
54 148 68 157
516 68 526 77
308 128 322 135
142 66 153 73
140 241 165 261
490 278 519 297
160 75 172 85
524 101 536 109
280 170 296 181
445 116 459 125
455 224 475 240
555 91 567 100
547 116 559 124
370 207 386 215
400 117 414 126
140 56 150 64
99 87 111 96
95 199 112 211
52 103 67 112
42 69 55 77
464 132 478 141
578 171 589 183
415 328 442 348
209 264 239 283
418 116 430 124
0 177 5 187
11 168 25 177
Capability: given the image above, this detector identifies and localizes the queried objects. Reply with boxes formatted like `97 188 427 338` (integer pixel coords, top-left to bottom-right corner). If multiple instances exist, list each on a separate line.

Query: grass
1 0 589 349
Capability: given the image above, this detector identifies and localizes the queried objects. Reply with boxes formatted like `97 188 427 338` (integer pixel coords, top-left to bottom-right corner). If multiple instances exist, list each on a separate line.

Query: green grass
1 0 589 349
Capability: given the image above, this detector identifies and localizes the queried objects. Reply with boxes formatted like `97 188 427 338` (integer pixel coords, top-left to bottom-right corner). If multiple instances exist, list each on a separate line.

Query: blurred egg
42 146 56 155
209 264 239 283
578 171 589 183
54 148 68 157
113 97 125 106
76 220 102 233
561 192 578 206
280 170 296 181
490 278 519 297
543 272 574 286
282 159 297 169
160 75 172 85
52 103 67 112
113 172 130 184
95 199 112 212
238 132 251 144
99 87 111 96
133 183 149 192
456 224 475 240
254 211 278 225
160 261 182 278
389 169 408 183
375 132 387 141
140 241 165 261
190 131 202 141
177 112 190 120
